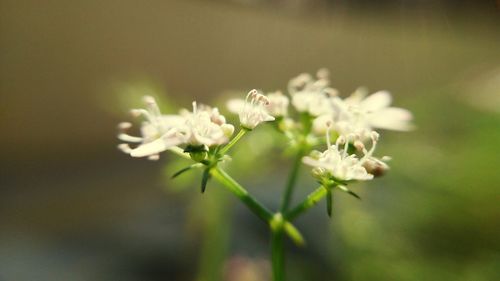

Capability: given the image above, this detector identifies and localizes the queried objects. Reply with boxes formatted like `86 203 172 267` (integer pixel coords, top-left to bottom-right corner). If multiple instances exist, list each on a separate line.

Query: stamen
365 132 379 157
248 90 259 106
295 73 311 86
354 140 365 152
192 101 197 114
317 68 330 79
336 135 346 146
246 89 258 102
258 94 270 105
313 79 329 89
325 121 332 147
143 96 161 118
324 88 338 97
130 109 155 124
118 133 143 143
117 143 132 153
118 122 132 131
143 95 155 104
130 109 142 117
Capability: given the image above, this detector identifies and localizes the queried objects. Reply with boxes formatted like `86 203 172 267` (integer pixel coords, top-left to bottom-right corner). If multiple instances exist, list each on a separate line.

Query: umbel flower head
288 69 338 117
227 89 275 129
118 96 234 159
303 124 388 182
181 102 235 147
328 88 414 139
266 91 289 117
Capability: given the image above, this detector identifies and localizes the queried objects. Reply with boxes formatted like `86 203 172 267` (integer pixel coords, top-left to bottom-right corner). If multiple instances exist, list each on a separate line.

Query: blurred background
1 0 499 280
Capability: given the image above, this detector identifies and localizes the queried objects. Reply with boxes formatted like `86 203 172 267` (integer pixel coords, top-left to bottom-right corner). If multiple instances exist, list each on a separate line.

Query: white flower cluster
227 89 276 130
118 69 412 184
283 69 412 182
118 96 235 159
303 129 390 182
225 69 412 182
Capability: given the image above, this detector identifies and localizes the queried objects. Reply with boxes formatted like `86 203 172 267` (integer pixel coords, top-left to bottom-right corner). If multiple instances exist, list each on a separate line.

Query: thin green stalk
196 188 231 281
218 128 248 155
210 166 273 222
285 186 328 221
271 229 285 281
272 148 305 281
280 149 304 212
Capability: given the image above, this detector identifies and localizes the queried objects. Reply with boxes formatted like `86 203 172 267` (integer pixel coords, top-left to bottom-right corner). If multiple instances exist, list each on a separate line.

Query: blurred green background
1 0 499 280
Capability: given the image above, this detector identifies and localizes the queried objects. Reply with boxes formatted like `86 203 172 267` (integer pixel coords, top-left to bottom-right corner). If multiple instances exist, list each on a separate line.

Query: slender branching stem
271 228 285 281
272 147 305 281
218 128 249 155
280 149 305 212
210 166 273 222
285 185 328 221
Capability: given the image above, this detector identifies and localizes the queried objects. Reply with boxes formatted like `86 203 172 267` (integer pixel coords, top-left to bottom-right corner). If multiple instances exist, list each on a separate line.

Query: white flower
303 130 387 182
288 69 338 116
118 96 186 159
227 89 275 129
227 90 289 118
333 89 414 137
180 102 234 147
303 139 372 182
118 97 234 159
266 91 289 117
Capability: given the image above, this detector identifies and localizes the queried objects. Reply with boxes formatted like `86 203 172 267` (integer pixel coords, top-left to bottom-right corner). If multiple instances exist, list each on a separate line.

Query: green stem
280 149 304 212
210 166 273 222
271 229 285 281
195 188 231 281
285 186 328 221
271 148 305 281
218 128 248 155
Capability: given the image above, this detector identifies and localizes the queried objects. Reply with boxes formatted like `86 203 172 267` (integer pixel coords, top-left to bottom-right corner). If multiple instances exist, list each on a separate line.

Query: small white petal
148 154 160 161
117 143 132 153
369 107 414 131
221 124 235 138
360 91 392 112
381 156 392 161
130 136 182 157
130 138 168 157
227 99 245 114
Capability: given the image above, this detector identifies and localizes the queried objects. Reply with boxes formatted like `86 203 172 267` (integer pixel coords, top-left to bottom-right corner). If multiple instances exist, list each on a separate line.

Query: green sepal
347 190 361 200
338 185 361 200
201 168 211 193
185 145 208 162
183 145 206 153
171 165 195 179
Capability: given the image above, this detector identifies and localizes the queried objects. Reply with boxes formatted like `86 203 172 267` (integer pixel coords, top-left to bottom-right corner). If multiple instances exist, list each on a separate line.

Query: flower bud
363 159 389 177
190 151 207 162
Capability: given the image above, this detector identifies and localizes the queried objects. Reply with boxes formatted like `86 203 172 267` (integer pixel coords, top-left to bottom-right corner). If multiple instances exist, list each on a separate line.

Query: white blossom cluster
118 96 235 160
225 69 412 183
118 69 413 183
